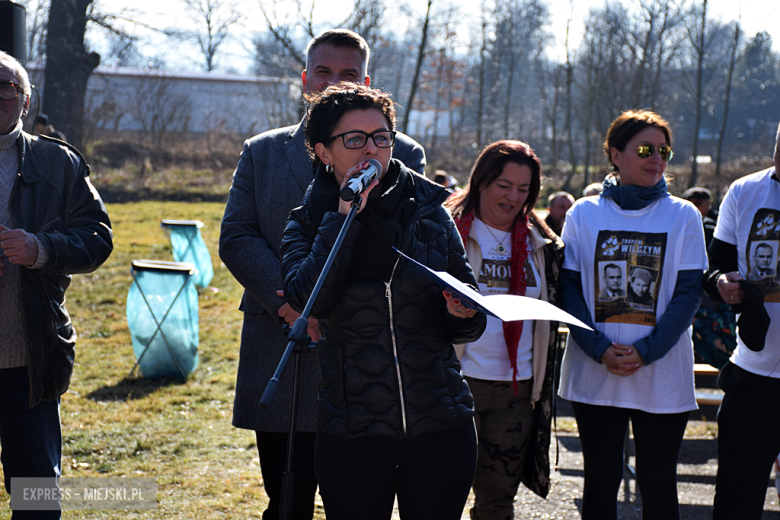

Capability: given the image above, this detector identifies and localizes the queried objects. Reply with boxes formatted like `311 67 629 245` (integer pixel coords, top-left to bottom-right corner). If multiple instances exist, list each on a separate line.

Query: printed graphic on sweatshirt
479 258 537 294
594 231 667 325
746 209 780 302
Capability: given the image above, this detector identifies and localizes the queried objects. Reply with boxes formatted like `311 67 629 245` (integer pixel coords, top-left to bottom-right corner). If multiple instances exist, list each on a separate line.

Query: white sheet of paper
435 270 593 331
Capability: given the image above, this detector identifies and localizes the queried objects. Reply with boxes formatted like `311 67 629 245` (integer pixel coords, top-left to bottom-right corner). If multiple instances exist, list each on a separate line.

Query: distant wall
25 63 301 140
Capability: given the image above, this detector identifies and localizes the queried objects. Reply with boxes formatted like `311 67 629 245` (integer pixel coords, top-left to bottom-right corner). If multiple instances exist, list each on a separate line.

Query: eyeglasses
636 143 674 162
0 81 22 101
327 130 396 150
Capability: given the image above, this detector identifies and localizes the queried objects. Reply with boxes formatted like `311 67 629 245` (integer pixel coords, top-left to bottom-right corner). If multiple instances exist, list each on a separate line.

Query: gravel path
389 399 780 519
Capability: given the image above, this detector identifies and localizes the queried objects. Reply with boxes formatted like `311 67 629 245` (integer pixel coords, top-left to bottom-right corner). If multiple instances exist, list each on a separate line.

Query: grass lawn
0 201 306 519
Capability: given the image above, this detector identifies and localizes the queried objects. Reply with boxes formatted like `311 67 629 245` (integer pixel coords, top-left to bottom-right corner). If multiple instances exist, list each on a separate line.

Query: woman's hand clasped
337 161 380 216
444 291 476 319
600 342 643 377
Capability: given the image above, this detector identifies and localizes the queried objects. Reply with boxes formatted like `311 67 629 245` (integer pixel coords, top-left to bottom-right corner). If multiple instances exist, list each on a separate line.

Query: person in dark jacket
280 84 486 520
219 29 425 520
0 51 113 519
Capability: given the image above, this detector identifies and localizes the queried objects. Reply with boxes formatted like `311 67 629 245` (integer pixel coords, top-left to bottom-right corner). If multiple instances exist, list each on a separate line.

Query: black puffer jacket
281 159 486 439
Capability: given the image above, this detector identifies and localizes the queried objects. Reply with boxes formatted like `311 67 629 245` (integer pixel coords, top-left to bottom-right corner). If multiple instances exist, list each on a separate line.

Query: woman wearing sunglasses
557 109 707 519
280 83 486 519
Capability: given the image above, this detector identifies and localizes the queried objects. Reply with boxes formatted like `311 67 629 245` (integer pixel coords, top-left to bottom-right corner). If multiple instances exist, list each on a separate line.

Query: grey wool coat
220 119 426 432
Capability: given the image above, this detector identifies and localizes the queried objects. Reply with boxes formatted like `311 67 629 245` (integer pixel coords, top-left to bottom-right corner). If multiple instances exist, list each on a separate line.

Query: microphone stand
259 196 362 520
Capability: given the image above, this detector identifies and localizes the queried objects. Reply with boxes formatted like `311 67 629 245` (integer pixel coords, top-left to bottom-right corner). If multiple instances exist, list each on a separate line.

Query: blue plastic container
160 220 214 288
127 260 199 379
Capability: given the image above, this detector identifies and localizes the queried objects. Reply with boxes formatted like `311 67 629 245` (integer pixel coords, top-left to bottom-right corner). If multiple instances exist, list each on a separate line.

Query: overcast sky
91 0 780 74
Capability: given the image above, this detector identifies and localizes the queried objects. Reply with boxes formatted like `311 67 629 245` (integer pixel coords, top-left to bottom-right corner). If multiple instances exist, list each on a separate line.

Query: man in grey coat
219 29 425 520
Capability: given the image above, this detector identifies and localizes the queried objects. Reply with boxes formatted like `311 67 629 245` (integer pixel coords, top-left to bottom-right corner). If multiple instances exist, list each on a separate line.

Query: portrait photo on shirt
626 265 658 310
746 208 780 299
594 230 666 326
597 260 627 301
747 240 777 280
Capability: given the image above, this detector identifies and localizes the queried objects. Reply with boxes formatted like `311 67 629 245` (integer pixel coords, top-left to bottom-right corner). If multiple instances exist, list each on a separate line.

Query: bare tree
713 21 741 202
562 8 577 192
537 60 564 169
474 7 490 150
401 0 433 136
686 0 712 188
252 31 302 79
178 0 240 72
255 0 385 77
493 0 549 139
343 0 386 79
622 0 684 109
128 72 192 151
256 0 308 70
16 0 49 63
44 0 101 151
81 75 127 144
103 32 142 67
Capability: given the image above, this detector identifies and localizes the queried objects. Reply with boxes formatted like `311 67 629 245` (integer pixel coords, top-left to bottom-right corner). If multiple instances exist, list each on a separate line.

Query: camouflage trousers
466 376 535 520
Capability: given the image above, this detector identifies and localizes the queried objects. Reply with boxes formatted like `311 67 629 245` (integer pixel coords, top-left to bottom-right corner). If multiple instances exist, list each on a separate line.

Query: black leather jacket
14 133 113 407
281 160 486 439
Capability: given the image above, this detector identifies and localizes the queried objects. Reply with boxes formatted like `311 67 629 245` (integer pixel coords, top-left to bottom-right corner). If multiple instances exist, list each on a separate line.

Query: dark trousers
713 362 780 520
314 423 477 520
256 431 318 520
0 367 62 520
571 401 689 520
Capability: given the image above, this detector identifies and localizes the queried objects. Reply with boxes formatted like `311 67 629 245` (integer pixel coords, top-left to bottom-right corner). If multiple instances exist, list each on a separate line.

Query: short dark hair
447 140 542 223
34 114 50 126
304 83 396 169
755 243 773 255
604 110 673 174
682 187 712 202
433 171 448 185
604 263 622 275
548 191 574 206
306 29 370 77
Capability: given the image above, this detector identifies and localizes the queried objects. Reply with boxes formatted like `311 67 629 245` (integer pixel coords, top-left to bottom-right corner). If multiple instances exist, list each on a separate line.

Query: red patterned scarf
455 209 529 391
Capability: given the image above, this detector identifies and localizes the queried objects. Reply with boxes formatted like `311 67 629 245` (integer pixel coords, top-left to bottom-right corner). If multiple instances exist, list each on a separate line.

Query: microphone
339 159 383 201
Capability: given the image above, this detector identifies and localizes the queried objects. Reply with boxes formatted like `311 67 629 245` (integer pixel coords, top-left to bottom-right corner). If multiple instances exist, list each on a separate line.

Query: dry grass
0 202 293 519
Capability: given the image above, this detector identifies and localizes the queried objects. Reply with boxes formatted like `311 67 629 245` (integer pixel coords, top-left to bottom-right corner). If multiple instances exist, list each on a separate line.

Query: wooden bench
694 363 724 406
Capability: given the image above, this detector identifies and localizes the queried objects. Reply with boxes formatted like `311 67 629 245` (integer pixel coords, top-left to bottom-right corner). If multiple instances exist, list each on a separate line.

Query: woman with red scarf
446 140 563 518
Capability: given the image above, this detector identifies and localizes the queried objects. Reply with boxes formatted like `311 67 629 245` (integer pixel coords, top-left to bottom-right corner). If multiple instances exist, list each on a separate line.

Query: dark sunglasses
636 143 674 162
0 81 23 101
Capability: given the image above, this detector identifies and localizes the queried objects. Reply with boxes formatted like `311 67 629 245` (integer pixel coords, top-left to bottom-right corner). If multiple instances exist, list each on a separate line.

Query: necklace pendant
496 244 506 254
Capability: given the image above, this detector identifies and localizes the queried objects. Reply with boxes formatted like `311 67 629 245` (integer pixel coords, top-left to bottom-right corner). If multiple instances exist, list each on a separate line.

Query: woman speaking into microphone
280 83 486 520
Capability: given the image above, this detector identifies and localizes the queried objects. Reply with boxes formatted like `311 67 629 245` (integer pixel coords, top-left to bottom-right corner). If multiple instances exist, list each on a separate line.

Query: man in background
219 29 425 520
32 113 66 142
683 187 716 246
545 191 574 236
